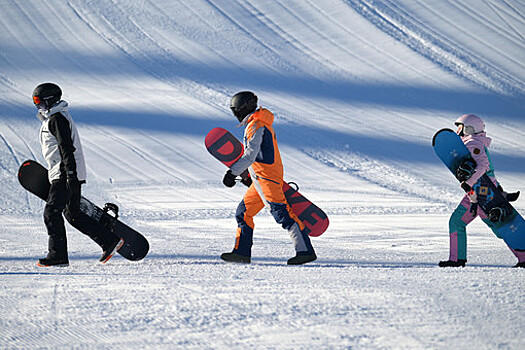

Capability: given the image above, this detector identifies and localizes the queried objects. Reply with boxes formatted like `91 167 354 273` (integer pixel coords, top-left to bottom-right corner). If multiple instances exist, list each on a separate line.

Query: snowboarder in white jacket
33 83 123 267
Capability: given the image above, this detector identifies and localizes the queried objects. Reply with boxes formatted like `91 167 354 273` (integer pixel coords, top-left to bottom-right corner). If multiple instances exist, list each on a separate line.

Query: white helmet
455 114 485 136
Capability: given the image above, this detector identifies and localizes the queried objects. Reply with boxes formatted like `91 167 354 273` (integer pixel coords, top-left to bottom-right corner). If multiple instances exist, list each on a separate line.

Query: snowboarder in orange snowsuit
221 91 316 265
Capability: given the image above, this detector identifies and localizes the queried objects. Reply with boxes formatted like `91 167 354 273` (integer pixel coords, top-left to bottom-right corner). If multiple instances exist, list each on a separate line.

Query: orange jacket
230 108 284 183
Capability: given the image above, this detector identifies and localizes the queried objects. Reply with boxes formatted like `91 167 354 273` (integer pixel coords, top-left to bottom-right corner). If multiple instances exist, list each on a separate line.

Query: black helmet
32 83 62 110
230 91 257 122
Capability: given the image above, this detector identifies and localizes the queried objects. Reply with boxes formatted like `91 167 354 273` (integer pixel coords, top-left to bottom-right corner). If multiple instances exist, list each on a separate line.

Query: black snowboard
18 160 149 261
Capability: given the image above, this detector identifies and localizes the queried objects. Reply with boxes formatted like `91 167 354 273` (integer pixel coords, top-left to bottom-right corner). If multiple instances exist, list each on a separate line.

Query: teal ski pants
448 195 525 262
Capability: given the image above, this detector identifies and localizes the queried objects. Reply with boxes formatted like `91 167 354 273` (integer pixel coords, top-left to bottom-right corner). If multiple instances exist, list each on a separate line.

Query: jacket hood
462 132 492 148
36 100 68 121
246 108 274 126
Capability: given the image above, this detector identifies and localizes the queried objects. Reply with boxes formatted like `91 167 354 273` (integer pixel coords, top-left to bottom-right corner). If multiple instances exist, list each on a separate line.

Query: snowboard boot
99 238 124 264
37 257 69 267
438 259 467 267
287 252 317 265
220 251 251 264
513 262 525 268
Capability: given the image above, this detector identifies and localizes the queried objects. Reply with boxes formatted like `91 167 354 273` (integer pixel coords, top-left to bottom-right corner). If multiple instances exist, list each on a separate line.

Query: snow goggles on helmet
33 95 48 110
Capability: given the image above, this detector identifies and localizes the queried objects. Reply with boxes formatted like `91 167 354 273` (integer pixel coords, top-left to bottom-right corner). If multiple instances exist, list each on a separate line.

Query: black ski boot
287 252 317 265
37 257 69 267
438 259 467 267
513 262 525 268
99 238 124 264
220 251 251 263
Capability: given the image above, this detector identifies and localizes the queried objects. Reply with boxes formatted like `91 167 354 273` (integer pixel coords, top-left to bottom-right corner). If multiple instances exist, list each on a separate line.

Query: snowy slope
0 0 524 348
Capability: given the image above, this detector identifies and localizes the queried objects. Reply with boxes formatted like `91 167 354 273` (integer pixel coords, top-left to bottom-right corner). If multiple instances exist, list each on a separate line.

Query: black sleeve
48 113 77 177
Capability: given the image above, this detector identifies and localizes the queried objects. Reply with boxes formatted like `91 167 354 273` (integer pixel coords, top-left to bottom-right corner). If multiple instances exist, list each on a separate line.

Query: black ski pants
44 178 70 259
44 179 118 259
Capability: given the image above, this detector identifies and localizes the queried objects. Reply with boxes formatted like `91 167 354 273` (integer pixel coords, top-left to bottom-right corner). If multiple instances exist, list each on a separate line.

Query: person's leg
231 185 265 257
448 196 476 261
40 179 69 265
257 179 315 263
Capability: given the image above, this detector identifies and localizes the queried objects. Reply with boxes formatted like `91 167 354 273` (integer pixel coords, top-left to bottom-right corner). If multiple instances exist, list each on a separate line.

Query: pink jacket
462 132 495 186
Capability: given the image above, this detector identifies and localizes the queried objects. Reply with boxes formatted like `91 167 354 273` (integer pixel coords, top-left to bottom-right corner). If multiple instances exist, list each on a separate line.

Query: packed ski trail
0 0 524 349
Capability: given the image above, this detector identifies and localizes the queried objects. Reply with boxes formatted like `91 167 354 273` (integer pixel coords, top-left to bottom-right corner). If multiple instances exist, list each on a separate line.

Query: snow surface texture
1 0 524 348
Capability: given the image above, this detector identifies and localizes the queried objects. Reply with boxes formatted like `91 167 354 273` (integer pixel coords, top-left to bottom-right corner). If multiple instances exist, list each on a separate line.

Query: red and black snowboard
18 160 149 261
205 127 329 237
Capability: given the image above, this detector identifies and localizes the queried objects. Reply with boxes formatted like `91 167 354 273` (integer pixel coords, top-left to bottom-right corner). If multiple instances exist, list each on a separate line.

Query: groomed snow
0 1 524 348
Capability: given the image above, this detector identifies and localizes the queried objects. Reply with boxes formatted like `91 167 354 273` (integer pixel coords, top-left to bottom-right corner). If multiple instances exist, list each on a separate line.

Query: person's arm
464 140 490 187
47 113 77 177
230 126 265 176
48 113 82 213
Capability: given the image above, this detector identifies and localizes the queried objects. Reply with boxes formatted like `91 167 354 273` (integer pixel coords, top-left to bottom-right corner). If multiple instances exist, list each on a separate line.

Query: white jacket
37 101 86 182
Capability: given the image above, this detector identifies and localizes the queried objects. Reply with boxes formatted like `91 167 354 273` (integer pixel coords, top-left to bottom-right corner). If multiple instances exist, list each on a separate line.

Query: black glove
239 170 252 187
66 175 81 213
240 176 252 187
222 170 236 188
469 202 478 214
460 182 472 193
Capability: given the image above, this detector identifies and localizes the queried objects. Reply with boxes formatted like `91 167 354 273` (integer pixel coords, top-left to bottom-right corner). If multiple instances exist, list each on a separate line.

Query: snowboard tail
282 182 328 236
205 127 329 237
18 160 149 261
432 129 525 251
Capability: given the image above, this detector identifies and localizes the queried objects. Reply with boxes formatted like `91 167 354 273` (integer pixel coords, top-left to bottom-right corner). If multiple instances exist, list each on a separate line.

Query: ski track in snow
304 148 456 210
345 0 525 97
1 214 524 349
0 1 524 348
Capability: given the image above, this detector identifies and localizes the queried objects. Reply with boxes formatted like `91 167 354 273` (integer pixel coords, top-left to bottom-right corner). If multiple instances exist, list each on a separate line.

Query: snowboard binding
455 159 476 182
103 203 119 219
100 203 119 231
488 206 508 223
498 185 520 202
288 182 299 191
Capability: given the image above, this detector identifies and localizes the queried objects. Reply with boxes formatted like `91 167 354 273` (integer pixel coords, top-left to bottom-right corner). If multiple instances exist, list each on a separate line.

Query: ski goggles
33 96 47 109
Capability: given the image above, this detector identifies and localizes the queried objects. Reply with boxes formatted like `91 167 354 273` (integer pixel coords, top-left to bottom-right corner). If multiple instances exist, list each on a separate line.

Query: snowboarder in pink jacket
439 114 524 268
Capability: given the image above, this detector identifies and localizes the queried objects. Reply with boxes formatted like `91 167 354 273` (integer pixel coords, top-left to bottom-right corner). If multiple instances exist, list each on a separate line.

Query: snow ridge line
300 0 446 87
470 0 525 44
0 129 19 171
236 0 348 76
345 0 525 98
90 128 187 183
304 148 457 209
67 0 229 114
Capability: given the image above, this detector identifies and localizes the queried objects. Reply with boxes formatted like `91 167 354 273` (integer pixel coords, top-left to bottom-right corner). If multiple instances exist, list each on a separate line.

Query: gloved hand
66 175 81 214
222 170 236 188
240 177 252 187
462 182 477 214
469 202 478 214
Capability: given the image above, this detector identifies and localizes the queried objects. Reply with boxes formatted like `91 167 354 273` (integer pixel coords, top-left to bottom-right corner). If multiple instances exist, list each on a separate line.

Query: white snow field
0 0 524 348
